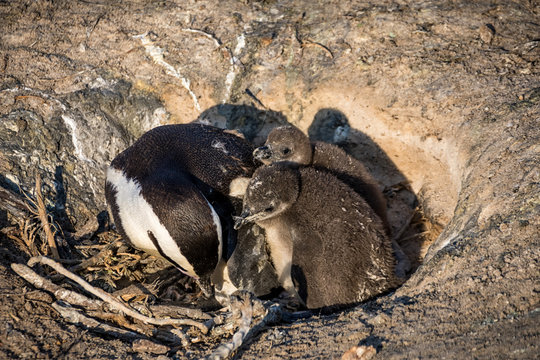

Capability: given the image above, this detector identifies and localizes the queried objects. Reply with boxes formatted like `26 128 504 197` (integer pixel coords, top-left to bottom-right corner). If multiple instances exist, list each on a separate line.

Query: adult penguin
105 123 258 296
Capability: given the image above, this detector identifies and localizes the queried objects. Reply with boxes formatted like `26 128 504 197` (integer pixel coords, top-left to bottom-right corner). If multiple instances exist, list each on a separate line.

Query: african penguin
105 123 259 296
234 162 398 309
253 125 411 278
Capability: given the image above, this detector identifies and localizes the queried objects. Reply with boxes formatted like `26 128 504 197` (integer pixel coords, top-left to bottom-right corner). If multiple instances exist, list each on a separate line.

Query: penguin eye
281 147 291 155
264 206 274 213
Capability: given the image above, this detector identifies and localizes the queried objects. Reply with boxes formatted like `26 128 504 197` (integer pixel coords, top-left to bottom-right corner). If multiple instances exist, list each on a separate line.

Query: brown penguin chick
253 125 411 278
253 125 389 231
234 162 398 309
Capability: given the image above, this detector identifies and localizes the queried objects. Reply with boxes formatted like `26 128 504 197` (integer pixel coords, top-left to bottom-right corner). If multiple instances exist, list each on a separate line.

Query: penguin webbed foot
274 288 306 311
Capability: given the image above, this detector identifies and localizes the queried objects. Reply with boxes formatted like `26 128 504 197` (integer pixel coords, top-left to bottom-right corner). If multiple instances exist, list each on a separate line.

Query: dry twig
294 27 334 59
301 40 334 58
12 262 207 342
52 301 145 342
136 303 211 321
26 256 209 333
34 175 60 259
11 263 102 310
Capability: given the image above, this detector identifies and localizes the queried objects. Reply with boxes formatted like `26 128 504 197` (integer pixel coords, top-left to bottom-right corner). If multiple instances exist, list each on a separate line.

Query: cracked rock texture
0 0 538 359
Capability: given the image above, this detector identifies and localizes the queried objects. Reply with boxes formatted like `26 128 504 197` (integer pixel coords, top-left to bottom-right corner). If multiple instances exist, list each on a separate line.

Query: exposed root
5 219 40 257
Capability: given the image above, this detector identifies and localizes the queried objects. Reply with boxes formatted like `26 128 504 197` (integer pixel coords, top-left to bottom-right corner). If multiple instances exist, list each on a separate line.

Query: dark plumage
235 162 398 309
105 123 258 294
253 125 411 278
112 124 255 196
253 125 389 231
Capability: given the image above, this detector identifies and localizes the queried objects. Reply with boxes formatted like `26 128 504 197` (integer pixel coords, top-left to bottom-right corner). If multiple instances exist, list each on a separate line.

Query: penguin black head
253 126 312 165
234 163 300 229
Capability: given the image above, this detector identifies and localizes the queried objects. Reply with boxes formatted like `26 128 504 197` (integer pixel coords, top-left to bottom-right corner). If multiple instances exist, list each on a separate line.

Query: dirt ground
1 0 539 359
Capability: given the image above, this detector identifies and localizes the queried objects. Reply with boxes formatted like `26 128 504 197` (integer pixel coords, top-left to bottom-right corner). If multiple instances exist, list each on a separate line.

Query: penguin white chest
106 167 199 278
260 220 295 292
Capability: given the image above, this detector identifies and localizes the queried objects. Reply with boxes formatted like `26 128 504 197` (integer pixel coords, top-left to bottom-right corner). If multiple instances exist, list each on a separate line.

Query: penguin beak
196 274 214 298
253 145 273 162
233 209 258 230
233 211 250 230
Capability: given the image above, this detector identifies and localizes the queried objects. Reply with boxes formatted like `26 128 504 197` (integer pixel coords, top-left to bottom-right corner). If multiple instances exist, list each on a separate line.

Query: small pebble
479 24 496 44
368 313 390 326
341 345 376 360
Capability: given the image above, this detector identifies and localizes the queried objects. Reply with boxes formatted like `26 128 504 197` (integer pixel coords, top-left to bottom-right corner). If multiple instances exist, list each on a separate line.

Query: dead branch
13 258 294 358
136 303 212 321
246 301 283 332
52 301 145 342
16 256 209 322
27 256 209 333
168 328 191 348
12 262 195 344
131 338 170 354
205 296 296 359
86 310 154 336
34 175 60 259
11 263 102 310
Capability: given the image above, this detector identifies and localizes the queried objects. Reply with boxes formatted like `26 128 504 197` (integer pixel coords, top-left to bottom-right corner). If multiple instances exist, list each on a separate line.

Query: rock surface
0 0 538 359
